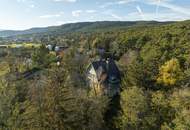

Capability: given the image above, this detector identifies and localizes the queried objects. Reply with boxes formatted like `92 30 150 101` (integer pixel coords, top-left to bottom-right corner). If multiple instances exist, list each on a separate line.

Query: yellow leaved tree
157 58 182 86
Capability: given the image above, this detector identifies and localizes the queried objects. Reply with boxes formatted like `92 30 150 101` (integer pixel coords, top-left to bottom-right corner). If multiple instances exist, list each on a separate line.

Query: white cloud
136 5 145 19
117 0 136 4
40 12 64 19
17 0 26 2
17 0 36 9
100 0 136 8
52 0 77 2
72 10 83 17
155 0 161 15
147 0 190 16
117 0 171 4
127 11 189 21
100 0 190 21
17 0 35 3
100 2 115 8
40 14 61 18
110 13 123 21
56 20 78 25
116 0 190 16
70 10 97 18
102 10 124 21
86 10 97 13
29 4 35 8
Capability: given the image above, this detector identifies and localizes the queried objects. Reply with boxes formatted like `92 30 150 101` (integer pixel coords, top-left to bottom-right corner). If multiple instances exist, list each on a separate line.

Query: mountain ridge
0 21 175 38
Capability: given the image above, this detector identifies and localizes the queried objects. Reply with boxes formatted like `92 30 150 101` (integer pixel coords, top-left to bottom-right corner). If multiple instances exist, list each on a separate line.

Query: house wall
87 66 102 95
87 66 98 82
87 64 120 96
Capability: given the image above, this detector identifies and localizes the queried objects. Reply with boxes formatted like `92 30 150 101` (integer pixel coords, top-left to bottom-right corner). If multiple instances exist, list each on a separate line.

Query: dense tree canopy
0 20 190 130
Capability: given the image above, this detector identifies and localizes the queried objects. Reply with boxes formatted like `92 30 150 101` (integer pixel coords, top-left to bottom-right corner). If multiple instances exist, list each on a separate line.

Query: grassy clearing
8 43 41 49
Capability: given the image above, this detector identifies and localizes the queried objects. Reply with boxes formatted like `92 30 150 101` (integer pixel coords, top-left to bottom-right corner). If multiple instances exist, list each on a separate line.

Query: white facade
87 66 98 85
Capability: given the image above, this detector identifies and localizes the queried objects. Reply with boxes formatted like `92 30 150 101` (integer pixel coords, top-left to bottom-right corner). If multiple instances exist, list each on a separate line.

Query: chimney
106 58 109 72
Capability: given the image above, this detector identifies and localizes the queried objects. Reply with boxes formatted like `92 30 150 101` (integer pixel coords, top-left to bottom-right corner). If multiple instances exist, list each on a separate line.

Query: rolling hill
0 21 173 38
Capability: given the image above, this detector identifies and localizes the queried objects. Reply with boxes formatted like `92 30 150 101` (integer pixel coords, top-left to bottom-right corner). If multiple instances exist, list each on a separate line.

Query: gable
87 65 98 82
87 59 121 85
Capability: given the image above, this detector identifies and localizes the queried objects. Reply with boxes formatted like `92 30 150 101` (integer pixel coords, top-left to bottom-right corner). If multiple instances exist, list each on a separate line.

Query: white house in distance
46 44 69 52
86 58 121 96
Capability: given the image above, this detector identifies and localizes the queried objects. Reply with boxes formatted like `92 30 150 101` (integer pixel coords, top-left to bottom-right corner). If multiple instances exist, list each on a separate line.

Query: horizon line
0 19 189 31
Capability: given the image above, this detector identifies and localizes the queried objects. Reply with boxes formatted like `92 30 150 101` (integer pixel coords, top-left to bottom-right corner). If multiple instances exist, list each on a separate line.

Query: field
0 43 41 49
9 43 41 48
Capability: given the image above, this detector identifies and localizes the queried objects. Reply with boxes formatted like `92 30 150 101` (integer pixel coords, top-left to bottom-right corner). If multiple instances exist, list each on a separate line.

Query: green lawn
8 43 41 49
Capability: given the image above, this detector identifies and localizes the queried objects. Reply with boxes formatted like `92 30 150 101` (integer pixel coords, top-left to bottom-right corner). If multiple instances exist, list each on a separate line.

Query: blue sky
0 0 189 30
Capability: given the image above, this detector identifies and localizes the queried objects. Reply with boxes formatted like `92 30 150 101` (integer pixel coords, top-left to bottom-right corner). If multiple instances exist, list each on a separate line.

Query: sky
0 0 189 30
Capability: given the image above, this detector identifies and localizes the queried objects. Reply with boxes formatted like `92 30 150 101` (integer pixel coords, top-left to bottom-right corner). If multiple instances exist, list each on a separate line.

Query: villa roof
90 59 121 84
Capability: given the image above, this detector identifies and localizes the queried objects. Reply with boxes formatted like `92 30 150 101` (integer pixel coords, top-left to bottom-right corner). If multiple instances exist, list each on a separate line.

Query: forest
0 20 190 130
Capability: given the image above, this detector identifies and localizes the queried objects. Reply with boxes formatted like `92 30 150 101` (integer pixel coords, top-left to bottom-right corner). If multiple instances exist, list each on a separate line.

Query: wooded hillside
0 20 190 130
